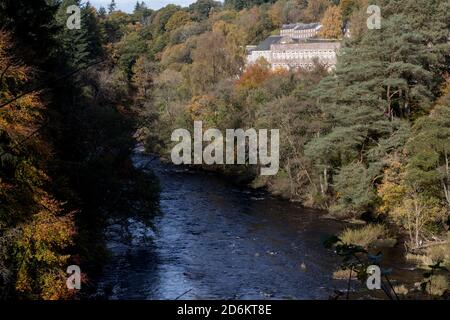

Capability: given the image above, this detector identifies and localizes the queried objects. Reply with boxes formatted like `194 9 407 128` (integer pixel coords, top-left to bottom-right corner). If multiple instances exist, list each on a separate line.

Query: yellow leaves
438 79 450 103
15 159 48 189
22 198 75 247
319 5 343 39
14 200 75 299
1 31 45 163
1 30 76 301
160 42 190 67
0 31 32 90
212 21 246 59
188 95 216 122
267 1 283 27
377 181 406 214
212 20 239 39
165 11 190 32
39 270 75 300
377 158 407 214
377 156 447 248
15 264 33 294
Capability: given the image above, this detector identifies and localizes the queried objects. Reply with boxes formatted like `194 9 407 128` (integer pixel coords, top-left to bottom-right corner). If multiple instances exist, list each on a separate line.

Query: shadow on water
96 147 423 300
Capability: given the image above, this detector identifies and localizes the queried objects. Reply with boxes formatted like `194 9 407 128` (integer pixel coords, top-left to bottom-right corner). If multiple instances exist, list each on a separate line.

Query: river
95 147 422 300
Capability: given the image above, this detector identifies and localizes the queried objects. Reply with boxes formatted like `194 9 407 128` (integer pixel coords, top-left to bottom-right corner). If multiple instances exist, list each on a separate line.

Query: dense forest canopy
0 0 449 299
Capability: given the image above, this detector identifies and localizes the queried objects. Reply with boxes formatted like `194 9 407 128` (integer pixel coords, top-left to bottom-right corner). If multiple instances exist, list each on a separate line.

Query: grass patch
340 224 390 248
333 269 358 280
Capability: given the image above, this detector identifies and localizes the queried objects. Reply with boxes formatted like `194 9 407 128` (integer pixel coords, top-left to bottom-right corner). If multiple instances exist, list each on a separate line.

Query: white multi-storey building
246 23 341 71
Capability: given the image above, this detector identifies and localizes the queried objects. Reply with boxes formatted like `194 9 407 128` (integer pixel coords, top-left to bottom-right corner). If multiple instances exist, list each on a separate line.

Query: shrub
425 275 449 296
426 241 450 269
393 285 409 296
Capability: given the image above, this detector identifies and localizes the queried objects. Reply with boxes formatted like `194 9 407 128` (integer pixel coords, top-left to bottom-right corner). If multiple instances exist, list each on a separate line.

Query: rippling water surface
96 148 420 300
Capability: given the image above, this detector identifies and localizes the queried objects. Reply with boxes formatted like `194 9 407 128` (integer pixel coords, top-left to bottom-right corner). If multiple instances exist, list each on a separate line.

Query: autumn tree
303 0 331 22
339 0 359 21
379 81 450 248
0 31 75 299
115 25 148 79
319 5 343 39
189 31 242 94
132 55 157 101
281 0 305 24
235 59 272 91
378 157 446 249
165 11 191 32
189 0 222 20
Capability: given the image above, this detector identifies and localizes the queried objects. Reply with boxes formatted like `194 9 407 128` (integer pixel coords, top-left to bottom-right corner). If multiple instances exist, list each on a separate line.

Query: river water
95 147 421 300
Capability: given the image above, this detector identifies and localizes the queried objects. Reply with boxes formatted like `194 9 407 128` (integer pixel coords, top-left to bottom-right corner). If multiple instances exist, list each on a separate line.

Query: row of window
250 50 336 62
272 63 315 69
281 30 317 34
272 51 335 59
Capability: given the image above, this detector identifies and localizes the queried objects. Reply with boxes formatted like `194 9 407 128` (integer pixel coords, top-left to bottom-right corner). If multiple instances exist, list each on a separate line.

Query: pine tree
55 0 103 70
305 0 450 217
108 0 116 14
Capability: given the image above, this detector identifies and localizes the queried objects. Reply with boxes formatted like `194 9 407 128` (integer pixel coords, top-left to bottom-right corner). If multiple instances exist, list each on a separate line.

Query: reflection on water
96 147 421 300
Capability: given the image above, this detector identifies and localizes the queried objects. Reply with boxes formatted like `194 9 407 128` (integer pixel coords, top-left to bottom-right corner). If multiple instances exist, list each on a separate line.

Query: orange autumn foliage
235 59 272 91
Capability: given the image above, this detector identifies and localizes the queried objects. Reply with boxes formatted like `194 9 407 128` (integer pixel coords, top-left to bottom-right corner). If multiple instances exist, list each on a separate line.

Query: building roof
281 23 321 31
253 35 283 51
251 36 339 52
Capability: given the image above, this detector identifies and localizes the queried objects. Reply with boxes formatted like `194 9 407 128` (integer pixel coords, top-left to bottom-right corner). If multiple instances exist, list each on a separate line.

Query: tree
101 10 133 44
404 81 450 212
339 0 361 21
378 158 446 249
282 0 304 24
303 0 331 22
132 55 156 101
0 0 59 67
319 5 343 39
224 0 276 11
189 0 222 20
150 4 181 34
304 0 450 218
133 1 152 23
189 32 241 93
165 11 191 32
235 59 271 91
108 0 116 14
116 27 148 79
0 30 75 299
98 6 107 18
55 0 103 69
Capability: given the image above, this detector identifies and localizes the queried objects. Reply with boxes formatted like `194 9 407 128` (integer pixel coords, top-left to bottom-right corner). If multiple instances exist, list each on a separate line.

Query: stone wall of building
247 40 340 71
270 41 341 70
